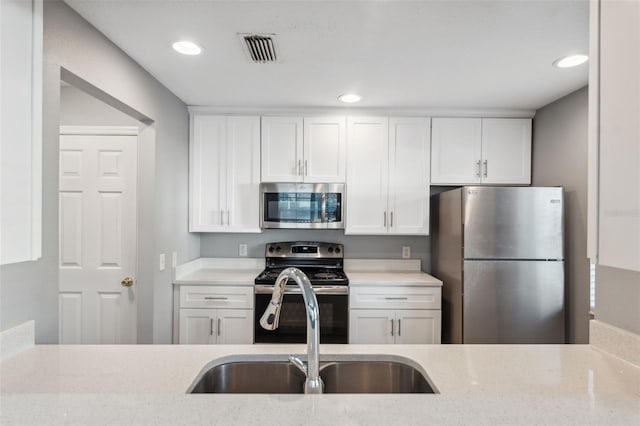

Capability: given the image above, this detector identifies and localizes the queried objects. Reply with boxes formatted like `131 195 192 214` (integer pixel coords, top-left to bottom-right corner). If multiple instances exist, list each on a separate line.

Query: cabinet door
179 309 214 344
396 310 441 344
261 116 303 182
481 118 531 184
1 0 43 264
345 117 389 235
349 309 395 344
303 116 346 182
226 116 261 232
431 118 482 185
217 309 254 344
189 115 227 231
388 117 431 235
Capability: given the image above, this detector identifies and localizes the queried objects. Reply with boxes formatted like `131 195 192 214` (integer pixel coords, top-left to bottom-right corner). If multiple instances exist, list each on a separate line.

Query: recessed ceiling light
338 94 362 103
172 40 203 56
553 54 588 68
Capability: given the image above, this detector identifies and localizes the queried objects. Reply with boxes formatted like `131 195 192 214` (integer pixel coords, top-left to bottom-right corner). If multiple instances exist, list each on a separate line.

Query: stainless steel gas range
254 241 349 344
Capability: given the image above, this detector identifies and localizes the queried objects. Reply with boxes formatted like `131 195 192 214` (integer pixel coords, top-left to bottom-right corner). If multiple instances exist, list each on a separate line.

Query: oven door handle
255 285 348 295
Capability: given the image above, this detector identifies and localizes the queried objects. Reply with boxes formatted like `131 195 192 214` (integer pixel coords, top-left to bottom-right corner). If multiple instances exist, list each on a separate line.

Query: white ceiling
64 0 589 112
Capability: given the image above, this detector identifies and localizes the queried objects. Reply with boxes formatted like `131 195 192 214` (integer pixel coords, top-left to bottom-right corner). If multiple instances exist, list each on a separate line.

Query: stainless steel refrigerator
431 186 565 344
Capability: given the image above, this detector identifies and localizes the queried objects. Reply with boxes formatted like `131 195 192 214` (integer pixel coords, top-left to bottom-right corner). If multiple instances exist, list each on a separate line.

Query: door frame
58 125 141 343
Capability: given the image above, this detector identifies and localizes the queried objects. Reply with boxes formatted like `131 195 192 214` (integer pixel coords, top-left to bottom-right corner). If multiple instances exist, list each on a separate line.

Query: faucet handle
288 355 308 375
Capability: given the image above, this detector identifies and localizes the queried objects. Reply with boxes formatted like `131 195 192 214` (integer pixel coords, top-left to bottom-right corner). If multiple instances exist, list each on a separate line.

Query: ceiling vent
240 34 278 63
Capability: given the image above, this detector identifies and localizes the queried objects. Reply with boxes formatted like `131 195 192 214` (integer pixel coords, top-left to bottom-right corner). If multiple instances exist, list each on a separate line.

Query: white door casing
59 127 137 344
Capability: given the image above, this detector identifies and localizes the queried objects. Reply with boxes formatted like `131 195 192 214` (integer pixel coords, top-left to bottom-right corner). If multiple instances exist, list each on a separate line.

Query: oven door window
254 293 348 344
263 192 342 223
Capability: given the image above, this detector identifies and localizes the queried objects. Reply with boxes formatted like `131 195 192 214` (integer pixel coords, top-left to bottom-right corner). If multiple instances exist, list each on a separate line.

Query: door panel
217 309 253 344
261 116 303 182
345 117 389 234
59 131 137 344
303 116 346 182
388 117 430 235
431 118 482 185
481 118 532 184
349 309 395 344
179 309 214 344
463 187 564 259
463 260 565 343
396 310 441 344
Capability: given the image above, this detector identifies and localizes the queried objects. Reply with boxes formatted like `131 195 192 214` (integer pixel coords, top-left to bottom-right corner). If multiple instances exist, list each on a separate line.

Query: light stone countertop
173 258 442 287
1 343 639 425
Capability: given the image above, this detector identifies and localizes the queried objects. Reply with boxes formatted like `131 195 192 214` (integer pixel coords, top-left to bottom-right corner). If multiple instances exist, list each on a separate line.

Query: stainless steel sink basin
188 356 437 394
190 361 305 393
320 361 434 393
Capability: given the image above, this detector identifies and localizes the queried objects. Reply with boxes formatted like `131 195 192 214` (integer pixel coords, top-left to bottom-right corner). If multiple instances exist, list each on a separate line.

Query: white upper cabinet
346 117 390 234
1 0 43 264
481 119 532 185
261 116 346 182
388 118 431 235
189 114 261 233
431 118 482 184
261 116 303 182
431 117 531 185
303 116 346 182
346 117 430 236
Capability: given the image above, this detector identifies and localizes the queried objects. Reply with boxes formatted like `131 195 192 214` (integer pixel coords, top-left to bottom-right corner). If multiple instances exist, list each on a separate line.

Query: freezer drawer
463 260 564 343
463 187 564 259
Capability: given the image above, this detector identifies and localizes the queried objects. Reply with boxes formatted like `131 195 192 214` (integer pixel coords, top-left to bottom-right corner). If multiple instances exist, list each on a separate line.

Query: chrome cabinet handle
383 211 387 227
298 160 303 176
476 160 481 178
483 160 488 178
204 296 228 300
217 318 221 336
210 318 214 336
304 160 308 176
398 319 402 336
390 319 394 336
390 211 394 228
384 297 408 300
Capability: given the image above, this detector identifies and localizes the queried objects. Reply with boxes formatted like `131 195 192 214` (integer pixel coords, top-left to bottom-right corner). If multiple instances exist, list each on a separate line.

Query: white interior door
59 128 137 344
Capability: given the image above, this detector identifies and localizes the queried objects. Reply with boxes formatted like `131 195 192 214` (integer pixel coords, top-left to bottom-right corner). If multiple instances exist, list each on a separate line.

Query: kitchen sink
190 361 305 393
320 361 434 393
188 355 436 394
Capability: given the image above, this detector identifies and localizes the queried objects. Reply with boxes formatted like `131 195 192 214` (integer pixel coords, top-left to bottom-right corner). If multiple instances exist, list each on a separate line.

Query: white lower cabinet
349 285 441 344
179 308 252 344
177 285 253 344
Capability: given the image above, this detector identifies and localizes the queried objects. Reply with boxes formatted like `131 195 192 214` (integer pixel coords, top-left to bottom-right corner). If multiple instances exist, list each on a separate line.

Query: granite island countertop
1 343 639 425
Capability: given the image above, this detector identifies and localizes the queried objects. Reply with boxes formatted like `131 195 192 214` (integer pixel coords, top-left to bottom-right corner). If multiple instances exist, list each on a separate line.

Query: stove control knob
268 246 275 253
275 246 282 252
335 247 341 254
328 246 334 253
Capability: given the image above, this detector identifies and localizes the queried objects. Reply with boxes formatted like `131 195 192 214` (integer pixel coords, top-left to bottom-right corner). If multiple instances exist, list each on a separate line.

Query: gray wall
60 85 138 126
532 86 589 343
201 231 432 271
0 1 199 343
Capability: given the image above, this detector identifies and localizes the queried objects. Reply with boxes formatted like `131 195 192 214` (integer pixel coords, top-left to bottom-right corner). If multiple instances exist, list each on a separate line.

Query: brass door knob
121 277 134 287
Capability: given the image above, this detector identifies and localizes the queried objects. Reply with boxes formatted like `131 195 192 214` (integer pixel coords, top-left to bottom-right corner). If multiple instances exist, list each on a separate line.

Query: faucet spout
259 267 323 394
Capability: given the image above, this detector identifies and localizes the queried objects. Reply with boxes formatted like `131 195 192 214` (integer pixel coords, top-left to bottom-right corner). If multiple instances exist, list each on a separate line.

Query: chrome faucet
259 267 323 394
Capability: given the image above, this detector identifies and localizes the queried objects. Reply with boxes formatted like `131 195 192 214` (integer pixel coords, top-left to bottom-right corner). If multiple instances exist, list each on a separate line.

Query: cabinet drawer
179 286 253 309
350 286 441 310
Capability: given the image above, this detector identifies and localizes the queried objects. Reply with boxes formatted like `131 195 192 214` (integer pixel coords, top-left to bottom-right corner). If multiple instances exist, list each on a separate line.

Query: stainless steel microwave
260 183 345 229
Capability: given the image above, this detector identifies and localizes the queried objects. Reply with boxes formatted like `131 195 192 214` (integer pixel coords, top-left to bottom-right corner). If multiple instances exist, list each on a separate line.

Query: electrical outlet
172 252 177 268
402 246 411 259
159 253 166 271
239 244 248 257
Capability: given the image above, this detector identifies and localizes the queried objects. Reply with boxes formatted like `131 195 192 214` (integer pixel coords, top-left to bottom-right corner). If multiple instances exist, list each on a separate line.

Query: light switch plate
402 246 411 259
239 244 248 257
172 252 177 268
159 253 166 271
